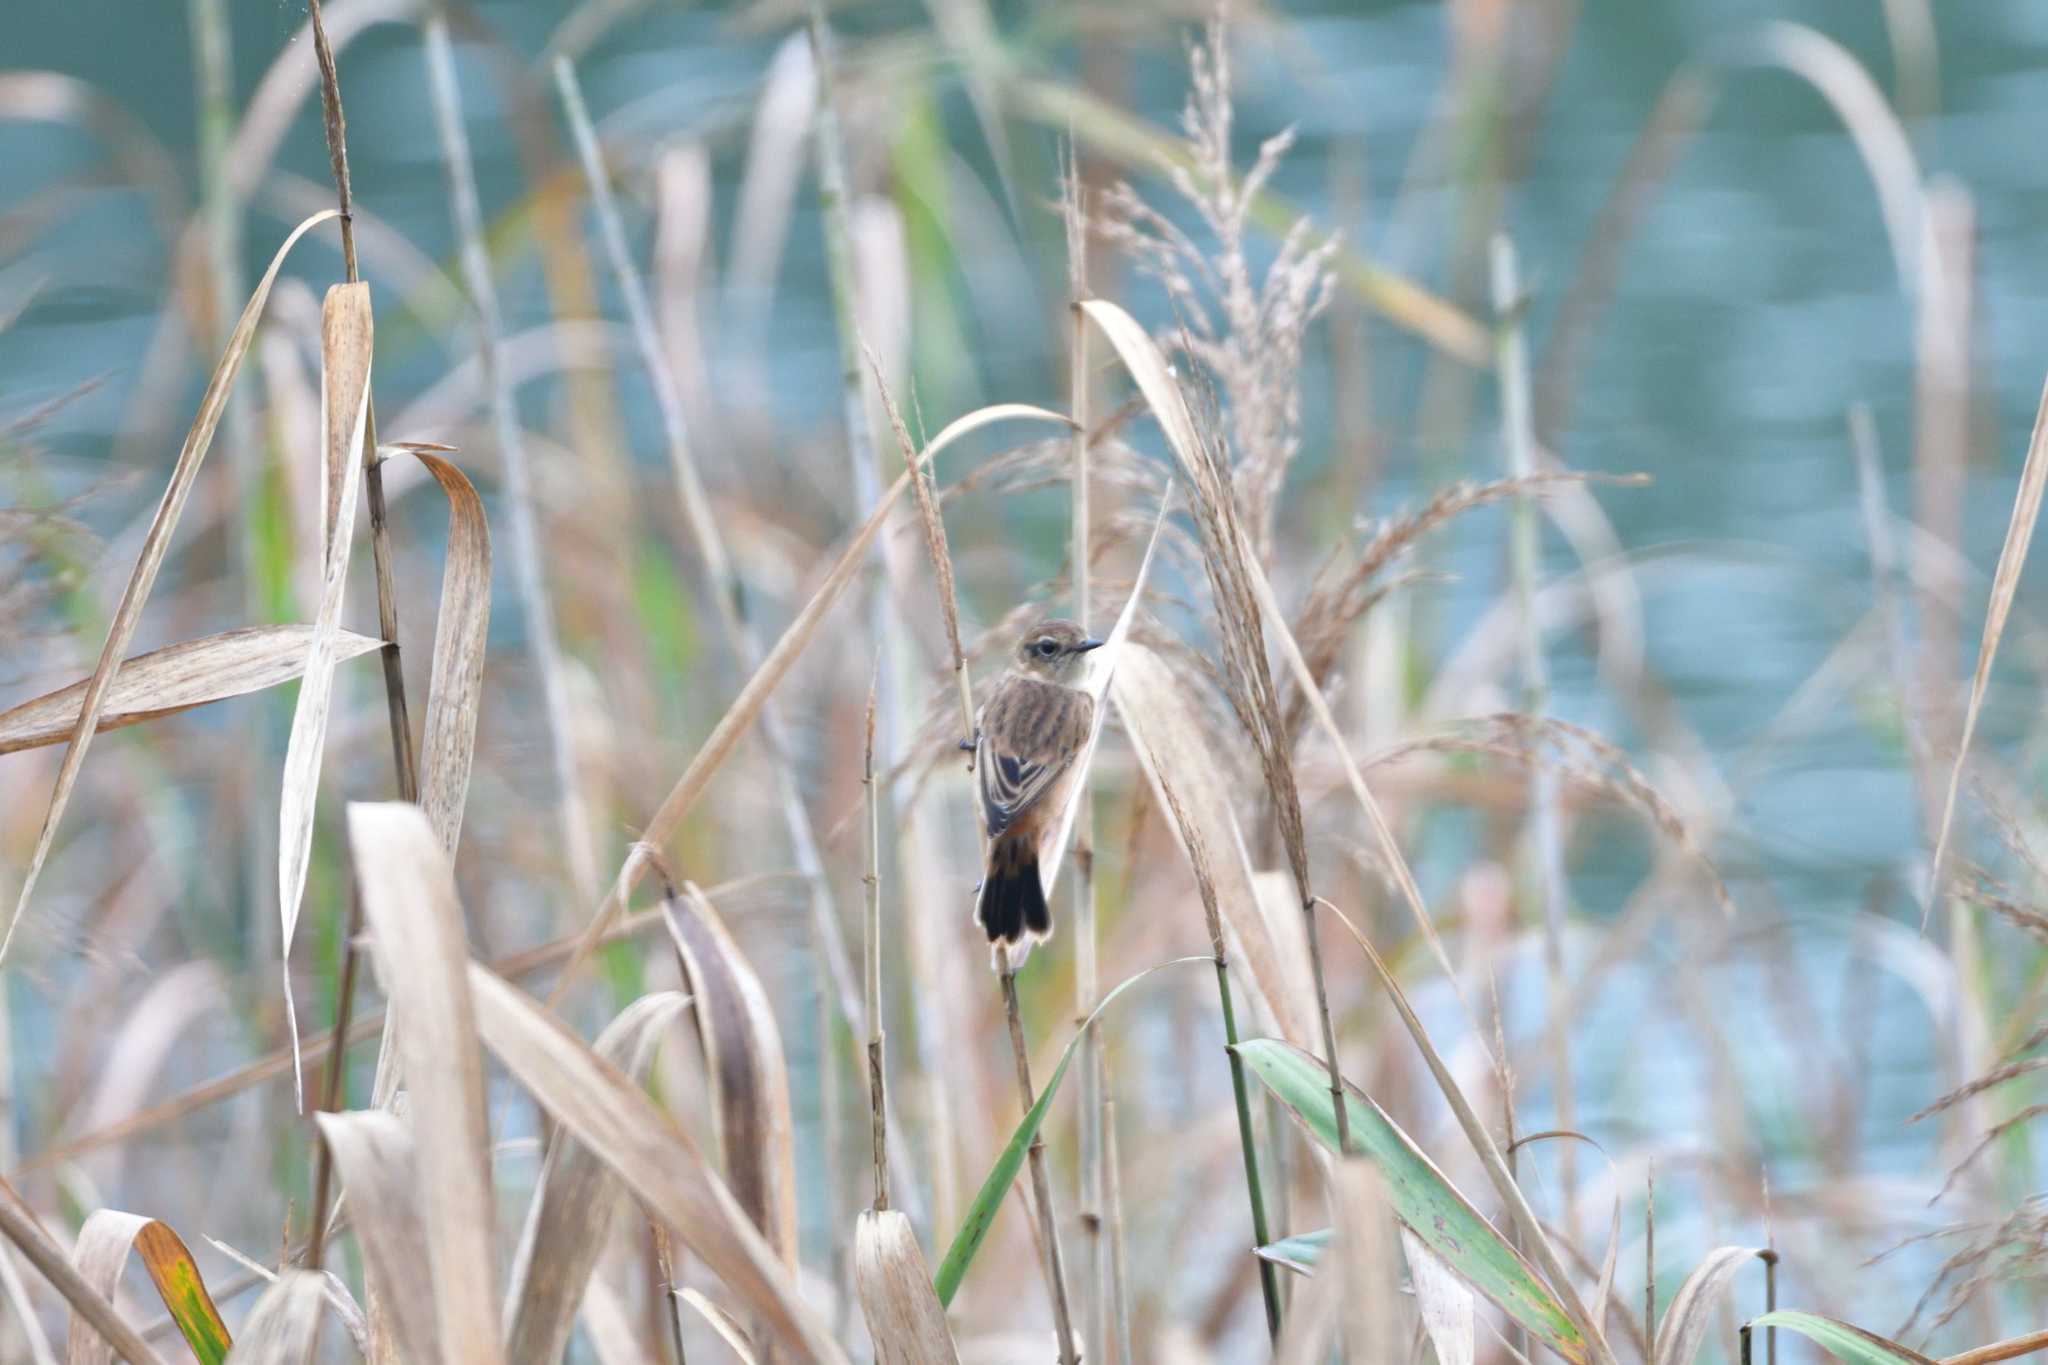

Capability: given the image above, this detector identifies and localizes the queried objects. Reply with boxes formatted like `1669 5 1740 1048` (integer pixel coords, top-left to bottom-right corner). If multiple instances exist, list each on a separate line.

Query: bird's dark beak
1077 637 1107 653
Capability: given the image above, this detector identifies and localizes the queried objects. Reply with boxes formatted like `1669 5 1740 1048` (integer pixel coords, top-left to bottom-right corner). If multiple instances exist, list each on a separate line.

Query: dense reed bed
4 2 2048 1362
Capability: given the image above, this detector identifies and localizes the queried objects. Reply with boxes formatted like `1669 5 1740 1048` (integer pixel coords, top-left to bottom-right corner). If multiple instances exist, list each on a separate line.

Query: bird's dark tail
976 831 1052 950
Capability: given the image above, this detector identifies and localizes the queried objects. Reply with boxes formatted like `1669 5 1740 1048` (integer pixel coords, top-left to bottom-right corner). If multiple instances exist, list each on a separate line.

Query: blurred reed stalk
863 670 887 1211
876 368 1079 1362
422 1 599 907
301 0 421 1275
1151 769 1283 1340
1491 234 1577 1216
187 0 269 952
553 57 896 1236
1062 155 1111 1364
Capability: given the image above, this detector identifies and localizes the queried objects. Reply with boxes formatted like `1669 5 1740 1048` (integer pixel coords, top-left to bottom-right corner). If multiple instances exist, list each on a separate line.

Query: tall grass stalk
421 6 599 906
1492 235 1578 1221
301 0 421 1276
1063 157 1110 1363
874 364 1080 1357
863 669 887 1212
554 58 885 1239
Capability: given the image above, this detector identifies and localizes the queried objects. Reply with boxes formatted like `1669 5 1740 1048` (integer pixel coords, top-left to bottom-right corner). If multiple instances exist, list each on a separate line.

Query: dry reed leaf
1077 297 1464 988
1109 641 1313 1046
1333 1161 1397 1364
678 1288 761 1363
1401 1227 1474 1365
854 1210 959 1365
312 1111 441 1365
406 450 493 853
465 964 848 1364
1649 1246 1764 1365
504 991 692 1365
1033 494 1169 905
0 626 383 756
1 207 339 966
68 1212 231 1365
666 888 798 1267
1271 1233 1342 1365
277 280 375 1109
1928 374 2048 900
192 1238 367 1362
221 1271 325 1365
345 802 503 1365
0 1197 167 1365
576 1279 643 1365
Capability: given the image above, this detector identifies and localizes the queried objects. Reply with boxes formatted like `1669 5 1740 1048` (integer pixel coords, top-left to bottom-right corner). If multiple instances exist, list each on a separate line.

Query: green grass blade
1234 1037 1587 1364
1254 1229 1330 1276
1744 1312 1936 1364
934 957 1206 1306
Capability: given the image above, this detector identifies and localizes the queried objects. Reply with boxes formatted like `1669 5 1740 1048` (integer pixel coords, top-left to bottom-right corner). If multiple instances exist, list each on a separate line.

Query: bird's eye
1035 639 1059 658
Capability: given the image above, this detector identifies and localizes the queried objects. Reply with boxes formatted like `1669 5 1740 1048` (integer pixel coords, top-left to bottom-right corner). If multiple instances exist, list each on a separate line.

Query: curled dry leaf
345 802 503 1365
666 886 798 1267
678 1288 761 1365
504 991 692 1365
854 1210 959 1365
1 207 340 966
1651 1246 1765 1365
0 626 383 756
464 963 848 1364
312 1111 441 1365
278 280 375 1109
407 450 492 854
68 1211 231 1365
221 1270 326 1365
0 1197 167 1365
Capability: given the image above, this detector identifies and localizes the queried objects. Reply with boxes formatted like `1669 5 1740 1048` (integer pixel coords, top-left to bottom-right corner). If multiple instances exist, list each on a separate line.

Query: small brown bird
972 618 1104 947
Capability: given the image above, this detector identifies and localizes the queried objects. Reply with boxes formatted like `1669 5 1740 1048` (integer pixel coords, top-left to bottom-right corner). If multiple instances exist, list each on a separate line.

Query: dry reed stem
421 11 599 907
1493 233 1579 1227
1927 373 2048 906
863 668 887 1212
868 355 1080 1357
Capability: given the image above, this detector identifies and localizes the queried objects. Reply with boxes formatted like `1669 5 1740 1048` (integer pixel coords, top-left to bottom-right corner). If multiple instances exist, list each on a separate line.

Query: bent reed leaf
1232 1037 1588 1364
934 956 1207 1307
222 1270 327 1365
1653 1246 1767 1365
503 991 692 1365
0 626 382 756
278 280 375 1111
407 449 493 854
345 802 503 1365
855 1210 959 1365
665 887 798 1267
0 207 340 966
312 1110 442 1365
69 1211 232 1365
464 964 848 1364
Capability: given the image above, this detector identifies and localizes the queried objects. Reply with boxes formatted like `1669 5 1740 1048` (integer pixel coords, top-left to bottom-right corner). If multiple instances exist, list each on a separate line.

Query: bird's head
1014 618 1104 682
